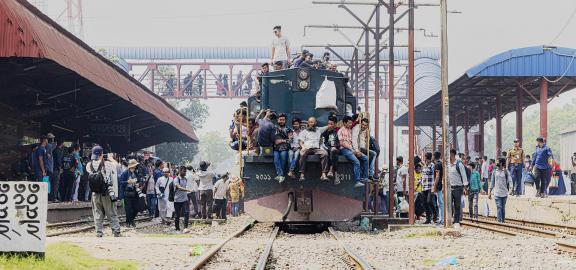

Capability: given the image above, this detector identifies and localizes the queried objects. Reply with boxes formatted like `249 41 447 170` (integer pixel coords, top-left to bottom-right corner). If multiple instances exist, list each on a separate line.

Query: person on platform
155 167 172 225
447 149 468 228
468 162 482 220
195 161 216 219
548 160 567 196
86 146 120 237
431 151 443 225
489 158 512 223
119 159 141 228
213 174 230 220
395 156 408 199
52 140 65 203
481 156 489 193
298 117 330 182
529 137 554 198
71 144 84 202
507 138 525 196
337 116 367 188
270 25 291 69
173 166 191 231
186 166 200 218
34 135 49 183
61 147 78 202
229 176 242 217
421 152 435 224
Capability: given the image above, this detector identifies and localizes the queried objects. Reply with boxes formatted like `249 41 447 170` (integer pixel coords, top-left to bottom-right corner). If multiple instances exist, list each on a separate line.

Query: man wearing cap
530 137 554 198
271 25 291 68
119 159 141 228
86 146 121 237
193 161 216 219
155 167 172 225
506 139 525 196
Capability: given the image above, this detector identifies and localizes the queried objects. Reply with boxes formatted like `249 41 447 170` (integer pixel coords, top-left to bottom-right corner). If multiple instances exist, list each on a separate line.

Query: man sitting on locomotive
287 118 302 178
273 113 292 183
256 109 277 155
353 118 376 180
338 116 368 188
321 116 341 184
298 117 330 182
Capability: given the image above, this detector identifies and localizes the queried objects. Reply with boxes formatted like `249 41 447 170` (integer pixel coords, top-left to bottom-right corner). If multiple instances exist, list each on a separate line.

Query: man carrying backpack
61 147 78 202
447 149 468 228
155 167 172 225
489 158 513 223
86 146 120 237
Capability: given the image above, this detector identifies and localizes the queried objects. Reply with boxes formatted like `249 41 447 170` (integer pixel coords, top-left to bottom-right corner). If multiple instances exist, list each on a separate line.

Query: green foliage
483 98 576 158
195 131 235 170
0 242 137 270
402 229 442 239
155 99 209 164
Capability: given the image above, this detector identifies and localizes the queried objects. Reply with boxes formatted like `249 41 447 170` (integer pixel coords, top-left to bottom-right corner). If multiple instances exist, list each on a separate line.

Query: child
229 176 241 217
468 163 481 219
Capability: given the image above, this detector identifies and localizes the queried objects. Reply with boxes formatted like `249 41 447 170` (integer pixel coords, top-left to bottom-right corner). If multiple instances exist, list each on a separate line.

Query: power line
549 4 576 44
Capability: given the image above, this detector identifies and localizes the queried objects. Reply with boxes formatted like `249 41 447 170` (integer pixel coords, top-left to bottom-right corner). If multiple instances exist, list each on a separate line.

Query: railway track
192 222 374 270
461 217 560 237
470 215 576 235
47 216 154 237
556 241 576 256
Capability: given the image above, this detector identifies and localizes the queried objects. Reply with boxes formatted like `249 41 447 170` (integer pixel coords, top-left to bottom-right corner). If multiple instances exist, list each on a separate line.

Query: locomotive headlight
298 80 309 90
298 69 309 80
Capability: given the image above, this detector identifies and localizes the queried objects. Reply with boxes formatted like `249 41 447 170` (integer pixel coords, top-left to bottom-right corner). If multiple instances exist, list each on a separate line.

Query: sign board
401 129 422 135
0 182 47 254
89 123 130 137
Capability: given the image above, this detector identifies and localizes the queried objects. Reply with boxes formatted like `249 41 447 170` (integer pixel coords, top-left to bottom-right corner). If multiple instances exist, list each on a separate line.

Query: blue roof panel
466 46 576 77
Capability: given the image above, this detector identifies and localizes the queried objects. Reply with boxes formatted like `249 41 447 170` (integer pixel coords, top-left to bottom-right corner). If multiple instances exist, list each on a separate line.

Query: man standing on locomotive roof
270 25 291 69
273 113 292 183
506 138 525 196
298 117 330 182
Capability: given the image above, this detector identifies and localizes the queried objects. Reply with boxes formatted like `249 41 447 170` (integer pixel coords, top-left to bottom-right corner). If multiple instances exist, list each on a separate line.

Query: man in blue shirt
530 137 554 198
257 110 277 155
34 135 50 182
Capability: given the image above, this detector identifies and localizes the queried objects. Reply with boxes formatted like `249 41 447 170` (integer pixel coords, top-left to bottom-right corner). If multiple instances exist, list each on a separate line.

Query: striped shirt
422 162 435 191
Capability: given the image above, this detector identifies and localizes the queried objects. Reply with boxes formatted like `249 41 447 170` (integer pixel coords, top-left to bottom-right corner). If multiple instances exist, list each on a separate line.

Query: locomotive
241 67 365 223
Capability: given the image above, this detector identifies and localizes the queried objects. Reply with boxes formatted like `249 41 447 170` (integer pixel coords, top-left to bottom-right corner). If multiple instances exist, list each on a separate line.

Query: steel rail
191 220 255 270
255 226 280 270
462 217 559 238
556 241 576 255
460 220 518 236
470 215 576 235
328 227 374 270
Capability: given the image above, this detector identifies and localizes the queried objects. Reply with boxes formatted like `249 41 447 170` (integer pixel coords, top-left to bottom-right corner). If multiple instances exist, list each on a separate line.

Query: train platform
469 194 576 226
47 201 124 223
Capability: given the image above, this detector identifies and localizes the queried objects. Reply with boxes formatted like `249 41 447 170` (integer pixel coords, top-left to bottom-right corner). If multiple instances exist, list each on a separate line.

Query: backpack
454 160 465 185
62 154 76 171
168 178 175 202
88 162 107 194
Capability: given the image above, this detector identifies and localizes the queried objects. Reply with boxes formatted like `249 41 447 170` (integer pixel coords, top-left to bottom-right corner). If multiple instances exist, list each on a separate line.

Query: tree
155 99 209 164
193 131 236 173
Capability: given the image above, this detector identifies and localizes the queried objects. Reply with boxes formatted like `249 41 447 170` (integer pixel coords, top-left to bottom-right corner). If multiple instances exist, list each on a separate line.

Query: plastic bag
399 197 409 213
315 77 337 109
482 200 490 217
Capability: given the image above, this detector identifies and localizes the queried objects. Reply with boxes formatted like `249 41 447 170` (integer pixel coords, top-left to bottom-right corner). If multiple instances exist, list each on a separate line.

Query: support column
432 125 437 152
228 65 234 97
149 68 155 93
496 94 502 156
451 118 458 150
464 111 469 156
364 28 370 112
176 65 181 97
540 78 548 138
373 4 382 216
407 0 415 225
479 105 485 157
516 88 523 146
387 0 396 218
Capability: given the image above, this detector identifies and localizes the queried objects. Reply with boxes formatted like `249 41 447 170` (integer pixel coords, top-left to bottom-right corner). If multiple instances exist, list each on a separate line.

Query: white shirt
272 36 290 61
185 170 199 193
395 165 408 192
213 179 229 200
481 161 489 179
448 160 468 187
299 126 328 149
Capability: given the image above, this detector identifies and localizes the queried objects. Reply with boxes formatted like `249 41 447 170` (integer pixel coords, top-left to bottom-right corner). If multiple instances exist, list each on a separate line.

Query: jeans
340 148 368 182
214 198 227 219
436 190 444 224
124 197 139 225
288 148 300 172
146 194 157 217
451 185 464 224
174 201 190 230
200 190 214 219
50 171 61 201
422 190 434 222
274 150 288 176
231 202 239 217
534 168 550 194
188 192 199 217
230 140 247 151
360 148 377 178
468 191 479 219
61 171 75 202
495 196 508 222
509 164 523 195
327 147 340 173
368 192 387 214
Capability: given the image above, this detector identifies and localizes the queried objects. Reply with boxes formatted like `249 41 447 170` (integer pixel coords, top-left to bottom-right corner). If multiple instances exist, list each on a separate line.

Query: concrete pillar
516 88 523 146
452 119 458 151
464 111 469 156
540 78 548 138
432 125 437 152
479 105 485 157
496 94 502 156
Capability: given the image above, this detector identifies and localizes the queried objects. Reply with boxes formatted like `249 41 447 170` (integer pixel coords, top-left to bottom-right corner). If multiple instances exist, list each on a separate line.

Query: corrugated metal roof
466 46 576 77
101 46 439 61
0 0 198 143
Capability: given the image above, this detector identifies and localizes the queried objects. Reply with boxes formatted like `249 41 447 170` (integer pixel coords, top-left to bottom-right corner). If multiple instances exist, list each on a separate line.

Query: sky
33 0 576 158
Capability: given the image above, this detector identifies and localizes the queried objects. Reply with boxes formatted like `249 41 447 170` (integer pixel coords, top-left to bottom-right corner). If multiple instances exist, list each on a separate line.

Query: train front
242 67 364 223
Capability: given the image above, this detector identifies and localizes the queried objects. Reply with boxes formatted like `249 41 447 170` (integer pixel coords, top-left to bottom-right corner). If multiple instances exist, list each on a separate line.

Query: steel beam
407 0 415 225
540 78 548 138
479 105 485 157
464 111 469 156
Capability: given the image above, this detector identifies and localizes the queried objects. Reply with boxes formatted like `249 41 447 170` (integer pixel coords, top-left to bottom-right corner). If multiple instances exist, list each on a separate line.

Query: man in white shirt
447 149 468 227
186 166 200 218
213 174 230 220
271 25 291 69
155 167 172 225
194 161 216 219
298 117 329 181
395 156 408 198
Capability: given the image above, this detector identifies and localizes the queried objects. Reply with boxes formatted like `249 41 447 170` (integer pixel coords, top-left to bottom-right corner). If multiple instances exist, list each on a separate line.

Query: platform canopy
395 46 576 127
0 0 198 153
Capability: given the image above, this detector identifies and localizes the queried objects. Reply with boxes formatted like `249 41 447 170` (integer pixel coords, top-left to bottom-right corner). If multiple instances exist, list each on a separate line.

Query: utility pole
407 0 415 225
387 0 396 218
440 0 452 228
